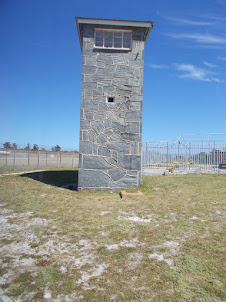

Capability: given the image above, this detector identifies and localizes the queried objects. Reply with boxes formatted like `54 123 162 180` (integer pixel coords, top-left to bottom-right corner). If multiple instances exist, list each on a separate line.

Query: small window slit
107 97 114 103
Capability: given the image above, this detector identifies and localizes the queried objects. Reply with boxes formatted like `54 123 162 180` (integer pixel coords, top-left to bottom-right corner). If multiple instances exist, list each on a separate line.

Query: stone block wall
78 24 145 190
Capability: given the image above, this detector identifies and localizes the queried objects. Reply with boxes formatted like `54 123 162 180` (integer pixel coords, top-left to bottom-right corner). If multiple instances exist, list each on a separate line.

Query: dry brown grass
0 170 225 301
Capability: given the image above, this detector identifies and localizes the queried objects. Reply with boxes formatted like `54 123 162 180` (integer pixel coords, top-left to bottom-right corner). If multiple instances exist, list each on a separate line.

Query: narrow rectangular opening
107 97 114 103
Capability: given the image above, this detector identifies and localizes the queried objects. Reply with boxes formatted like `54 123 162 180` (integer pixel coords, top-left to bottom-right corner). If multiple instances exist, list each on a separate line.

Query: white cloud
174 63 225 83
147 64 168 69
166 17 215 26
217 57 226 61
201 14 226 22
175 64 211 81
203 61 217 68
166 33 226 45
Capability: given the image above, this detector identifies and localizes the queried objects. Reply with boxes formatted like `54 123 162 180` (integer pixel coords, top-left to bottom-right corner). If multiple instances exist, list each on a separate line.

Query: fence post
189 142 191 170
178 142 180 169
57 152 59 168
46 151 48 166
37 151 40 168
13 149 16 170
72 152 75 168
6 149 8 167
166 142 169 169
202 142 204 170
60 152 62 167
145 142 148 168
214 142 216 170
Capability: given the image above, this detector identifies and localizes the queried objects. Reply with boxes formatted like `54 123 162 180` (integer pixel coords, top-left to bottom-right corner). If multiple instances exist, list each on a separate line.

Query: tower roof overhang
76 17 154 50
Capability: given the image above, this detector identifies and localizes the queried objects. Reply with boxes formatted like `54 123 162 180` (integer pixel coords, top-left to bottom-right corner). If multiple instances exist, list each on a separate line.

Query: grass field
0 170 225 301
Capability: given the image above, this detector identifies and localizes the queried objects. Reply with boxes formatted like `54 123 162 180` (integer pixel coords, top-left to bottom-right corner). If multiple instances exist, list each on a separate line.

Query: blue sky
0 0 226 150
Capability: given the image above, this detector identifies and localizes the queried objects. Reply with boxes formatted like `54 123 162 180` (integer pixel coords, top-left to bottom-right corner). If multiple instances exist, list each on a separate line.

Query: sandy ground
142 168 226 175
0 205 183 301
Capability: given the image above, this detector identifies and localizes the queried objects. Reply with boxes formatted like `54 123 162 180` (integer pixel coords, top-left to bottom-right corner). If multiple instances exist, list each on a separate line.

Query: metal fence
1 141 226 173
0 150 79 171
142 141 226 171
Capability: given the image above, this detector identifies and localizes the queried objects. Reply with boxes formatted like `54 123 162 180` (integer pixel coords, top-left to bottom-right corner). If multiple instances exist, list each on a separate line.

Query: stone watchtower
76 17 153 190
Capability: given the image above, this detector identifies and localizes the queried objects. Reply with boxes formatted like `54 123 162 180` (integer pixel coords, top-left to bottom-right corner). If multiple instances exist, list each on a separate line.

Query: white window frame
94 29 132 50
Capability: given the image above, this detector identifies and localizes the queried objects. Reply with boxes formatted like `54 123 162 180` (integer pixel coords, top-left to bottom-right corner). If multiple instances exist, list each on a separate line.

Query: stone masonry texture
78 22 148 190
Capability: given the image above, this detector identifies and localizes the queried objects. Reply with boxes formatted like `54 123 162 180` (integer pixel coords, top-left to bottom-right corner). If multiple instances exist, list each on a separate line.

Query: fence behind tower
142 140 226 171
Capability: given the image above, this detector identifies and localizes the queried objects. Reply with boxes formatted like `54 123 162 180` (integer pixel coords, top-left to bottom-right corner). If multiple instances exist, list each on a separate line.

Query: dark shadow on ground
20 170 78 190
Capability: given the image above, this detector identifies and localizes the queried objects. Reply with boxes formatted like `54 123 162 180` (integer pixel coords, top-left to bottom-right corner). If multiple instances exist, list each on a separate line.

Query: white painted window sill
93 46 131 51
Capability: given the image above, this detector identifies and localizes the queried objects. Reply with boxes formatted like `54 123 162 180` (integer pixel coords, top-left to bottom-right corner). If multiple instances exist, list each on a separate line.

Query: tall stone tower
76 17 153 190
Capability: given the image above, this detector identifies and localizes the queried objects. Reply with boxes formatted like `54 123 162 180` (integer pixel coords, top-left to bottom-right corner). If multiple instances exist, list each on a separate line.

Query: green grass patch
0 171 225 301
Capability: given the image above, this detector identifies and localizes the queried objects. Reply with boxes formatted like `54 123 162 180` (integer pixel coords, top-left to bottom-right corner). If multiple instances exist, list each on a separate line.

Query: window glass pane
95 30 131 49
123 32 131 48
96 31 103 38
95 38 103 47
95 31 103 47
114 32 122 39
123 32 131 41
123 41 131 48
104 32 113 47
114 32 122 48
